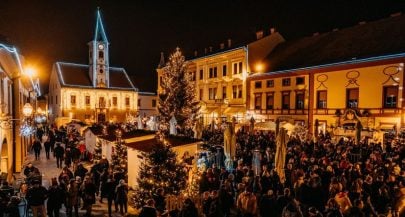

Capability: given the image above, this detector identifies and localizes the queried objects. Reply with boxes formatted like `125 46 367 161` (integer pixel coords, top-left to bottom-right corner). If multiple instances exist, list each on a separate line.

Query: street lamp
22 103 33 117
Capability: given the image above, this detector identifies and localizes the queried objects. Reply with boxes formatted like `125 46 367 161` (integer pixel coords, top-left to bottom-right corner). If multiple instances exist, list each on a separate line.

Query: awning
200 107 220 115
254 121 276 131
223 107 246 115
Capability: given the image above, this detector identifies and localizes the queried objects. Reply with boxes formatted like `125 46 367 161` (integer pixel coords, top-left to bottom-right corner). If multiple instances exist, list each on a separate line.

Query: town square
0 1 404 217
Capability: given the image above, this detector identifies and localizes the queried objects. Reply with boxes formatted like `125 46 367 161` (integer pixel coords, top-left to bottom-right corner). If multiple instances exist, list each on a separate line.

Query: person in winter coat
44 138 52 160
26 180 48 217
73 163 88 181
31 139 42 160
179 198 198 217
54 143 65 168
260 189 277 217
115 179 129 215
104 176 117 217
47 178 64 217
139 199 157 217
236 187 257 217
81 176 97 217
6 196 21 217
66 179 79 217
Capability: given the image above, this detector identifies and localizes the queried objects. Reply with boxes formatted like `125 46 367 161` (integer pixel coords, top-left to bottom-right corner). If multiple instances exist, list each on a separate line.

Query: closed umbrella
275 128 288 183
223 122 236 170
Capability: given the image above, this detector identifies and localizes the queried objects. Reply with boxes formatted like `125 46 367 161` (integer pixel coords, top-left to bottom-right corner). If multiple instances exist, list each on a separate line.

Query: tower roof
94 8 108 42
157 52 165 69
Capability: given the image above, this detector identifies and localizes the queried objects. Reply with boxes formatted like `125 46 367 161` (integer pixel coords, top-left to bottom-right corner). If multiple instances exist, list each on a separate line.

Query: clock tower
89 9 109 88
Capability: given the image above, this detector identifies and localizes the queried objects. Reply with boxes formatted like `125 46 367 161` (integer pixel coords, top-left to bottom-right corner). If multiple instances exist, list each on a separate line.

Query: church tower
88 8 109 88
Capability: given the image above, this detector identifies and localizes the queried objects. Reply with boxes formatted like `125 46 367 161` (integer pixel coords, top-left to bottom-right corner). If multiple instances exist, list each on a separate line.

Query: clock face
98 44 104 50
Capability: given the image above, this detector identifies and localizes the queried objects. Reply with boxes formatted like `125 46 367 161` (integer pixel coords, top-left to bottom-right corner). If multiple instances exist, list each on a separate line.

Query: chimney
313 32 319 36
270 28 276 34
358 21 366 25
256 30 264 40
204 48 208 54
332 28 339 32
220 43 225 49
390 12 402 17
227 39 232 48
194 50 198 57
209 46 213 52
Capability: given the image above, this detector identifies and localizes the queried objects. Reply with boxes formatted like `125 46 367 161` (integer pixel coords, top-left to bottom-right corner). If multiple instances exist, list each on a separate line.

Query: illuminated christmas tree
132 143 186 208
111 129 127 175
158 48 200 138
93 140 102 162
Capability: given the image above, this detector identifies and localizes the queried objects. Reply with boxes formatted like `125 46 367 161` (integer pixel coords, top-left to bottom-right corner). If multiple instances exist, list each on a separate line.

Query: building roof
261 14 405 73
56 62 136 90
125 136 201 153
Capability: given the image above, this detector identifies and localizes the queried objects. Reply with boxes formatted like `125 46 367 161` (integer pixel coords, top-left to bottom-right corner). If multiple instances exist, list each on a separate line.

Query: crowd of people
196 129 404 217
0 124 129 217
138 127 404 217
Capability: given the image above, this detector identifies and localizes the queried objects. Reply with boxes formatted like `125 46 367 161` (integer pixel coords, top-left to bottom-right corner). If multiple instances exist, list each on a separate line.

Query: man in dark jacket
54 143 65 168
139 199 157 217
32 139 42 160
44 138 52 159
26 180 48 217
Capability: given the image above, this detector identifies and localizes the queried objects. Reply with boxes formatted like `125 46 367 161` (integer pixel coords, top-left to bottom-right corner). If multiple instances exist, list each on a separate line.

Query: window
267 80 274 88
56 95 58 105
383 86 398 108
222 86 227 99
296 77 305 85
282 78 291 86
99 97 105 108
192 71 196 81
255 81 262 89
209 67 218 78
317 90 327 109
282 91 290 109
112 97 117 106
71 95 76 105
199 89 203 100
159 76 163 86
238 62 243 73
266 93 274 109
295 91 304 109
232 85 242 99
233 63 238 74
98 51 104 59
199 69 203 80
209 88 217 100
85 96 91 106
137 99 141 107
222 65 227 77
254 94 262 109
126 97 130 107
346 88 359 108
152 99 157 107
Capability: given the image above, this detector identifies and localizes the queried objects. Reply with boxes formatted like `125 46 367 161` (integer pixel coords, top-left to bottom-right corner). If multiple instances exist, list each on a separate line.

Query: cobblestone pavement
18 148 129 217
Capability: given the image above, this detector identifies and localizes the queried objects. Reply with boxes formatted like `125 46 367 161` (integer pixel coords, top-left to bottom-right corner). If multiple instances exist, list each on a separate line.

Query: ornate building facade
157 31 284 125
247 14 405 135
0 44 39 177
48 10 138 125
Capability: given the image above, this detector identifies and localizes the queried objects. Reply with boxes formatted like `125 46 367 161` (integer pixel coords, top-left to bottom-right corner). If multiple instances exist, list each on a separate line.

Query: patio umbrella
275 128 288 183
223 122 236 170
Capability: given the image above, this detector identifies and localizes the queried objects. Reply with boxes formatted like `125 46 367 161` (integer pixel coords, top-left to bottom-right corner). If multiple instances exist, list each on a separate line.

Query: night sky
0 0 403 94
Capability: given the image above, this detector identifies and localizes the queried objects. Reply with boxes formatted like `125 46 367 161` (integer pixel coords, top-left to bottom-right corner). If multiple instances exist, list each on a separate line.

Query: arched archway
0 138 8 177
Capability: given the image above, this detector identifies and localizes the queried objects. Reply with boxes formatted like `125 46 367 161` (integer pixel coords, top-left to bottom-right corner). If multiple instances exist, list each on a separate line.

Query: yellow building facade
157 31 285 125
248 15 405 135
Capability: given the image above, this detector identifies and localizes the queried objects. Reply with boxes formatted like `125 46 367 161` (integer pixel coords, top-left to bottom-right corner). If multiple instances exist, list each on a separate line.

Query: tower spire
158 52 165 69
94 8 108 42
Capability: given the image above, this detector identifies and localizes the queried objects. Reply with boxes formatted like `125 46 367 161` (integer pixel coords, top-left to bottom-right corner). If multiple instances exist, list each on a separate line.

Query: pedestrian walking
81 176 96 217
66 179 79 217
44 138 51 160
26 179 48 217
31 139 42 160
47 178 64 217
179 198 199 217
115 179 128 215
105 176 117 217
54 143 65 168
